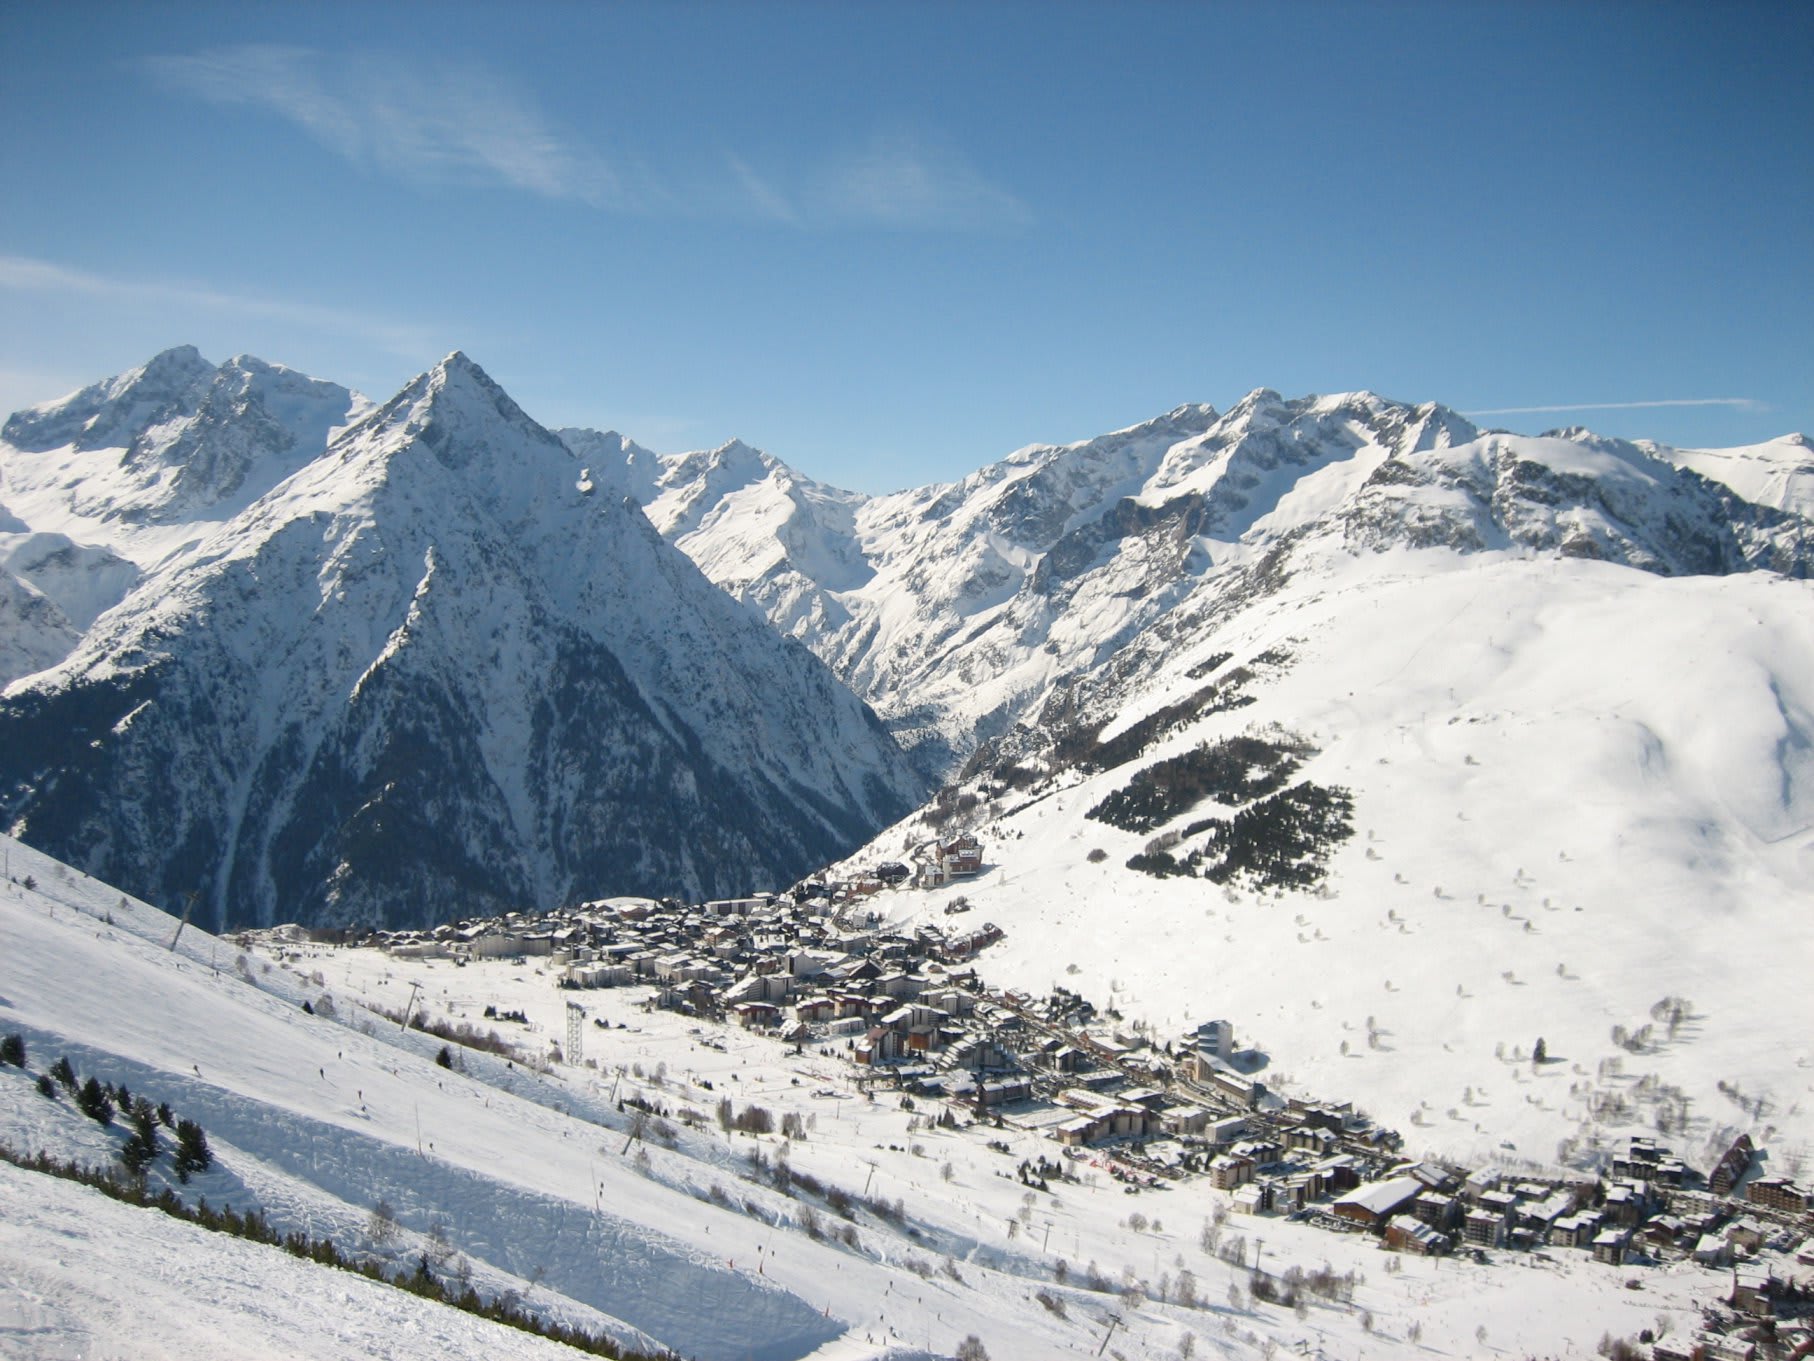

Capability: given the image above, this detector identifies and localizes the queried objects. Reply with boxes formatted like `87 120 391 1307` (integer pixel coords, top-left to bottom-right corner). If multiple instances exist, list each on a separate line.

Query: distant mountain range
3 346 1810 943
561 390 1812 776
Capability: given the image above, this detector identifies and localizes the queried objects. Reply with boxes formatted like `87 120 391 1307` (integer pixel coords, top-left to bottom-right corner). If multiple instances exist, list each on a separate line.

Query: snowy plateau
2 348 1813 1360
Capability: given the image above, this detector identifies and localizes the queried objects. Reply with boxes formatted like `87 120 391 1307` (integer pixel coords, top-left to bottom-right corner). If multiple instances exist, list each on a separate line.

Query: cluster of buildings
356 835 1812 1354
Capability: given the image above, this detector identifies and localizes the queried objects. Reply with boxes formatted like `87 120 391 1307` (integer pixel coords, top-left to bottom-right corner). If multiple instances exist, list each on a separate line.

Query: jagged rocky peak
362 351 564 469
2 344 216 452
0 346 369 533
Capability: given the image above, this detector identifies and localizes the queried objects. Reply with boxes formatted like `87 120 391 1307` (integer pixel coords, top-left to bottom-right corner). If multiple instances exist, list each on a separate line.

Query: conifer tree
174 1118 213 1179
0 1033 24 1067
76 1076 114 1125
120 1107 159 1175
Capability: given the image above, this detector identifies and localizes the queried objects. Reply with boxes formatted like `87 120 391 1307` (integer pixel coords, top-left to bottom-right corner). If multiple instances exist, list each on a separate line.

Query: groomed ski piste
0 830 1773 1361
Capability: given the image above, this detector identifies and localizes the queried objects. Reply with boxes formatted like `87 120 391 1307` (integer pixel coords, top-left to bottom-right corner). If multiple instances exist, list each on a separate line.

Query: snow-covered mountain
568 390 1812 777
0 352 923 930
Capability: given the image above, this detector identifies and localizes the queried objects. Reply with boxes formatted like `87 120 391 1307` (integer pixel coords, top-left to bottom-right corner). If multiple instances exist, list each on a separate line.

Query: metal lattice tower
565 1000 585 1065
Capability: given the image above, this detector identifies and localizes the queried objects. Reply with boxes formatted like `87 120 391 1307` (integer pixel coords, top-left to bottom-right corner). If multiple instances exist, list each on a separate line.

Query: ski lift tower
566 1000 586 1066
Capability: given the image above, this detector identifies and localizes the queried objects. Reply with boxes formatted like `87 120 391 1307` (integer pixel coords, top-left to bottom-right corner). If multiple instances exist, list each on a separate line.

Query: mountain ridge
570 386 1811 777
0 350 923 930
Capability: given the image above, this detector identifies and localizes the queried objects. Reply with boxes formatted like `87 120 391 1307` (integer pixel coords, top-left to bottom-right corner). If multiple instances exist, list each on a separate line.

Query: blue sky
1 1 1808 492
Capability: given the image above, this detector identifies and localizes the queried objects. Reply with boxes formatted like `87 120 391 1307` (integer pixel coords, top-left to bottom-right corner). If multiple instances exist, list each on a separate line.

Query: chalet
1205 1115 1251 1147
1187 1019 1234 1060
945 1073 1033 1108
1232 1182 1270 1215
1601 1180 1648 1226
703 897 766 918
785 949 840 980
1271 1175 1313 1214
732 1001 781 1030
1590 1227 1630 1265
1692 1232 1733 1267
1287 1126 1339 1159
831 991 874 1019
922 986 974 1018
1210 1154 1255 1190
386 937 448 960
1710 1134 1756 1196
1331 1176 1423 1232
939 834 984 878
1724 1217 1766 1254
829 957 882 986
1477 1189 1519 1223
1162 1105 1211 1137
1636 1215 1686 1256
944 1036 1014 1073
943 923 1004 960
1413 1192 1457 1231
1199 1066 1265 1110
1462 1169 1500 1202
1315 1155 1361 1196
1746 1176 1810 1215
1684 1336 1757 1361
875 971 921 999
1056 1113 1108 1147
723 972 791 1005
1384 1214 1451 1256
1229 1138 1282 1167
1463 1209 1504 1249
565 961 633 988
1731 1266 1776 1315
1516 1190 1575 1235
1549 1212 1601 1249
471 931 535 959
1287 1099 1356 1132
855 1027 905 1065
793 997 839 1024
1397 1161 1460 1194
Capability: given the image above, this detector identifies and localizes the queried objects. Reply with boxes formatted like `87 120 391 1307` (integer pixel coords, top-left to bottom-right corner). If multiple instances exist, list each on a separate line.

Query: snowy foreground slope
847 544 1814 1174
0 836 1748 1361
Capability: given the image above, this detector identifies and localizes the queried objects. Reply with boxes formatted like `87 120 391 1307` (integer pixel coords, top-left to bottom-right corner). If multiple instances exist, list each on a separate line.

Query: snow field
0 835 1756 1359
857 550 1814 1178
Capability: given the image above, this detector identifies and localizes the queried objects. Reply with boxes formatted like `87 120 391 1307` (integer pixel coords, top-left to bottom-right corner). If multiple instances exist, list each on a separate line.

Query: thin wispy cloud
0 254 437 358
723 154 802 226
146 45 629 207
809 133 1032 231
146 47 1028 232
1466 398 1765 417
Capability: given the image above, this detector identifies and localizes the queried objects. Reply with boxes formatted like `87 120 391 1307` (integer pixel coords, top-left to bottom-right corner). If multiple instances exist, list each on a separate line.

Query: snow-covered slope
1650 432 1814 520
0 346 372 581
575 394 1811 776
0 354 923 930
0 836 1747 1361
849 541 1814 1172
